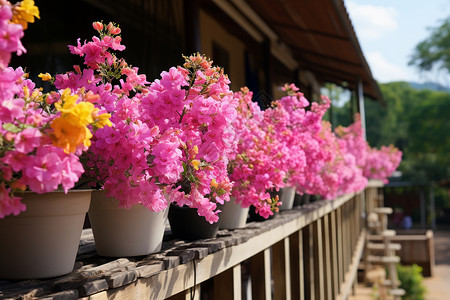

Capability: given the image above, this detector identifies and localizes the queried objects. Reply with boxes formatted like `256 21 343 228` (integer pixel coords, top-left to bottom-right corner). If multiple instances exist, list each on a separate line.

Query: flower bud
92 21 103 31
110 26 121 35
38 72 52 81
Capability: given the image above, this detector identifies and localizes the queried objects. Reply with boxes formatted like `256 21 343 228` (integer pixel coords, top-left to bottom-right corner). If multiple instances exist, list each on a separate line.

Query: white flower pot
88 191 169 257
219 197 249 229
0 190 91 279
279 187 296 211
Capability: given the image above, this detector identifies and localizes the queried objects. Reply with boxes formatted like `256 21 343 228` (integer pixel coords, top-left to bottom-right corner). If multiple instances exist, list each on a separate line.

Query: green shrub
397 264 426 300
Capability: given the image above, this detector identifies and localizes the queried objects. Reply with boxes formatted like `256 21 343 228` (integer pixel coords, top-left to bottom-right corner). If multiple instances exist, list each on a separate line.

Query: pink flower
60 152 84 192
0 183 26 218
0 98 24 122
22 147 63 193
1 151 27 172
14 127 42 153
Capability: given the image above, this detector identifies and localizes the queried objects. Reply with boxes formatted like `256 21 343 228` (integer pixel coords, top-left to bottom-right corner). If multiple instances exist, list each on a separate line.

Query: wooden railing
1 183 383 300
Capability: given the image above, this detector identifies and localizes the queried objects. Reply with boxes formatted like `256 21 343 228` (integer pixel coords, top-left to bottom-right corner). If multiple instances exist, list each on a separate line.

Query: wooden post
273 238 291 300
313 220 324 300
323 214 333 300
337 207 344 288
214 264 242 300
250 249 272 300
357 79 367 141
331 210 339 296
303 225 315 299
289 231 304 300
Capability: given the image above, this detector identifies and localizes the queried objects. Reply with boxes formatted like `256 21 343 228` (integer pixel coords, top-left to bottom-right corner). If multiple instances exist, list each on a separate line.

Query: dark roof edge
331 0 384 103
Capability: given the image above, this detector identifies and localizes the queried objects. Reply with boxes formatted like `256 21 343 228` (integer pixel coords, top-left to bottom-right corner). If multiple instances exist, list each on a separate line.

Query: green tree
365 81 450 182
409 16 450 84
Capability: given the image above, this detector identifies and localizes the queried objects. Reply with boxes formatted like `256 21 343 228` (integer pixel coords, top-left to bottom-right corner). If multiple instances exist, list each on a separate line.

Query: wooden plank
166 285 200 300
337 206 344 289
273 238 291 300
313 220 324 300
302 225 314 299
3 192 361 300
367 179 384 188
250 249 272 300
214 265 241 300
298 230 305 300
336 229 366 300
330 210 339 297
323 214 332 300
288 231 302 300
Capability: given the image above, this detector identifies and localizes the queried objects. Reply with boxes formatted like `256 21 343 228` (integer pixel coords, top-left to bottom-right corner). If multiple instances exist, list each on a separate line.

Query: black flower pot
168 204 219 240
247 205 276 222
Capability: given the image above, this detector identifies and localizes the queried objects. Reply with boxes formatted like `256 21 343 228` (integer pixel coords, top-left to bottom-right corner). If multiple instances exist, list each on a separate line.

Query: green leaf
3 123 21 133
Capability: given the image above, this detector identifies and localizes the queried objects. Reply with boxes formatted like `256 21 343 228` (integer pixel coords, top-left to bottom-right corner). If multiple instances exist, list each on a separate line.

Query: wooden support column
250 249 272 300
343 203 350 275
357 79 367 141
313 220 324 300
289 230 304 300
331 210 339 296
214 264 242 300
273 237 291 300
303 224 315 299
337 207 344 288
323 214 333 300
350 199 356 251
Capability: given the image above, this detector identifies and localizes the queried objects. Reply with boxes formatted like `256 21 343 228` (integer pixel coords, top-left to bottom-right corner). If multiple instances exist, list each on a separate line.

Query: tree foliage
365 82 450 182
409 16 450 80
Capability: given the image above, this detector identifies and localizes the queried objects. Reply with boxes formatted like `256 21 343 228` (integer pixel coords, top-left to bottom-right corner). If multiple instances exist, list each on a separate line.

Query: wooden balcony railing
1 182 383 300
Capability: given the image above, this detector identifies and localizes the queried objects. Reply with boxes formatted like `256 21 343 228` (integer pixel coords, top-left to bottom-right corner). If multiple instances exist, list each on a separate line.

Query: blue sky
345 0 450 84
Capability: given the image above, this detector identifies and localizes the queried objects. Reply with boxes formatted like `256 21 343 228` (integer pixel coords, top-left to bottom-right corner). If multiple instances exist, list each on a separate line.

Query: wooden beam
214 264 241 300
273 238 291 300
250 249 272 300
313 220 325 300
323 214 333 300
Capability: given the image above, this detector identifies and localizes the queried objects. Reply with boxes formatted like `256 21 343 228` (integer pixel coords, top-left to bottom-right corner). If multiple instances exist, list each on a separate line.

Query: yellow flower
55 88 78 114
38 72 52 81
93 110 112 128
11 0 40 30
191 159 201 170
50 117 91 153
68 101 95 126
210 179 218 188
23 86 29 98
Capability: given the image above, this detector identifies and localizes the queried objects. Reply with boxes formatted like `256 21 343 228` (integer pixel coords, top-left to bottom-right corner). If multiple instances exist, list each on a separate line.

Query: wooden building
14 0 382 111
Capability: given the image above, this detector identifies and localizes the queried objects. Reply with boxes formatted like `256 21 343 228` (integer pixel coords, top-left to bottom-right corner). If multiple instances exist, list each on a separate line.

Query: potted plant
53 21 183 256
143 54 239 239
222 87 282 229
0 2 111 279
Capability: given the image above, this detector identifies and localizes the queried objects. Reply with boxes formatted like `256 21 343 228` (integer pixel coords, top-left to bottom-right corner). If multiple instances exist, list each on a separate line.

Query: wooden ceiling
235 0 382 101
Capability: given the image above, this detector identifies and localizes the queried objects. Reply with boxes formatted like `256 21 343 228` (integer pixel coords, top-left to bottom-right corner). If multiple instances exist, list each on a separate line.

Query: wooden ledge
0 193 357 299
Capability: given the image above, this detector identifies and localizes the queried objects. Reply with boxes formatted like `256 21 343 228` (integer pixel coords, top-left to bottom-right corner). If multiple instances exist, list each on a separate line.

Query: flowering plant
54 21 170 211
142 54 238 223
335 114 402 184
55 21 237 223
0 2 111 218
260 84 370 200
363 145 402 183
227 87 282 218
262 84 336 198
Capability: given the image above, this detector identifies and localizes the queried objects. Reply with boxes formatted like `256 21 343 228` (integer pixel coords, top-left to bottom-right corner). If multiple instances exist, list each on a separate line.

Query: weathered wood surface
0 192 360 299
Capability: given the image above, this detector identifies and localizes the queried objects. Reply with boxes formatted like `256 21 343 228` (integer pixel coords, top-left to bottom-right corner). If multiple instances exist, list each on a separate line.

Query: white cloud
346 1 398 40
366 52 411 82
